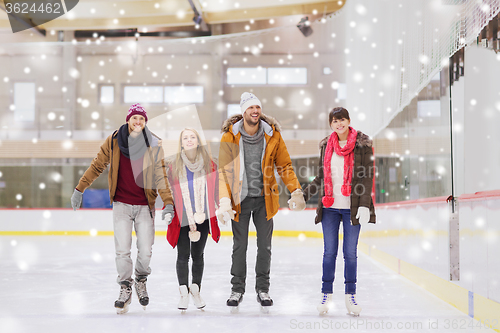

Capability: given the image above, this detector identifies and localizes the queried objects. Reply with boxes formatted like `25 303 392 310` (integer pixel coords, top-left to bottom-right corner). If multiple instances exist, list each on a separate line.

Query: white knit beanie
240 92 262 114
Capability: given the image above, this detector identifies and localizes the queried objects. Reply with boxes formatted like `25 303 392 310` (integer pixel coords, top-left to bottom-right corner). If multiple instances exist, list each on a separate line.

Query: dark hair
328 107 350 124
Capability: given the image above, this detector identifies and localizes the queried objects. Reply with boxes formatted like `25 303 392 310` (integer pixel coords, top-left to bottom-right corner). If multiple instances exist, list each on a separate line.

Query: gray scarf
240 121 264 144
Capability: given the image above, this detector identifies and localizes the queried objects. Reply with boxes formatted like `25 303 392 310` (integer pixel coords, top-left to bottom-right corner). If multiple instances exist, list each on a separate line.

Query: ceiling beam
0 0 343 31
205 1 345 24
38 15 195 30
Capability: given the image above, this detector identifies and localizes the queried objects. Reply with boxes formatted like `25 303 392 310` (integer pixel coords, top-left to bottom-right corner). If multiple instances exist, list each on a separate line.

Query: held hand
356 206 370 225
71 189 83 211
162 204 174 225
288 189 306 211
217 197 235 225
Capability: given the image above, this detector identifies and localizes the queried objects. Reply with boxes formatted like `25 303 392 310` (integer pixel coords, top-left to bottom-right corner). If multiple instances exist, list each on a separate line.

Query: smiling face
181 130 199 151
127 114 146 134
330 117 351 139
243 104 262 127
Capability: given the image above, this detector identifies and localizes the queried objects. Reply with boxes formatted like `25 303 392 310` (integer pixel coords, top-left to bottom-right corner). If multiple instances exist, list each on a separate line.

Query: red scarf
322 127 357 208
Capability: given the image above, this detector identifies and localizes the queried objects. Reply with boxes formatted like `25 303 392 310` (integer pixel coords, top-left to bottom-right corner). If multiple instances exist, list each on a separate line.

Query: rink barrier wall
2 192 499 330
358 241 500 333
359 190 500 333
0 230 326 238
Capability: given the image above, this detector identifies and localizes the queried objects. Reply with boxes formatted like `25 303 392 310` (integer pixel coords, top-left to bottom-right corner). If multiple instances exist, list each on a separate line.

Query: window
417 100 441 117
268 67 307 85
164 86 204 104
337 83 347 100
124 86 163 104
14 82 35 122
227 104 241 118
100 85 114 104
227 67 267 85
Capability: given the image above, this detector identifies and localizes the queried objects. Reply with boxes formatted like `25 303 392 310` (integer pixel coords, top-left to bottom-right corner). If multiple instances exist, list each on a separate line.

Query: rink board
1 201 499 331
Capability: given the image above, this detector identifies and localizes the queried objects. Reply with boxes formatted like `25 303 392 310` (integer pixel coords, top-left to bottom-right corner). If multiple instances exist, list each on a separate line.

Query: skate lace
118 287 132 302
229 292 242 301
321 293 329 304
135 280 148 298
349 295 358 306
258 291 271 301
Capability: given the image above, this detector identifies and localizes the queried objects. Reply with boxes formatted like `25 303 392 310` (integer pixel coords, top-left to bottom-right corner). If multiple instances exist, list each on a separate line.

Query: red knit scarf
322 127 357 208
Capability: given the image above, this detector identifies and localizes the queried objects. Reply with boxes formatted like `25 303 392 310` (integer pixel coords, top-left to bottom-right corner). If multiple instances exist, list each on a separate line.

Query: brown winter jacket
76 128 173 210
218 114 302 222
303 131 376 225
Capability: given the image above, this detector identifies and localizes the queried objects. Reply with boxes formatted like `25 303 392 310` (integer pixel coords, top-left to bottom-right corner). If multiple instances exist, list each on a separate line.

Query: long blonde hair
173 128 213 179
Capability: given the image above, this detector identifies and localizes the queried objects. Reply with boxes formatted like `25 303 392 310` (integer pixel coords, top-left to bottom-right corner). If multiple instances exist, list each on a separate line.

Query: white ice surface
0 235 495 333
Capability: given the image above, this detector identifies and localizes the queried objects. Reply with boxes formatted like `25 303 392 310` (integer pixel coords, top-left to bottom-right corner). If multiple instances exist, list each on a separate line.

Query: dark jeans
321 208 361 294
230 196 273 294
176 219 209 288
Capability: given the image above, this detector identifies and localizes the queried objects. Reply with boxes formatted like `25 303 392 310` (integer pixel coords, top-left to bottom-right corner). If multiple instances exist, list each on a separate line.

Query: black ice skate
115 283 133 315
256 290 273 313
134 278 149 310
227 291 243 313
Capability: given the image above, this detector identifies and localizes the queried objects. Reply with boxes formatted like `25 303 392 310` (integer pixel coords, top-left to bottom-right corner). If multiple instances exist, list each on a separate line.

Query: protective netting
343 0 500 137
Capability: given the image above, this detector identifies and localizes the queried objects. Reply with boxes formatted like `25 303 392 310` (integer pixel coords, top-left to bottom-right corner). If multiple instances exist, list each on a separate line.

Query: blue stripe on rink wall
468 291 474 318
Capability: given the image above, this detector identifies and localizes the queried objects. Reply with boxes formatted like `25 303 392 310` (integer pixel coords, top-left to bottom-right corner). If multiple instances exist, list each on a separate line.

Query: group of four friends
70 92 376 316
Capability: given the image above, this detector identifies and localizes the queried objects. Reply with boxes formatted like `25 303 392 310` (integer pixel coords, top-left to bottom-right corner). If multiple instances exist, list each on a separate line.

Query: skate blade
317 305 329 315
229 306 239 314
346 312 360 317
116 305 129 315
260 306 270 314
142 306 147 311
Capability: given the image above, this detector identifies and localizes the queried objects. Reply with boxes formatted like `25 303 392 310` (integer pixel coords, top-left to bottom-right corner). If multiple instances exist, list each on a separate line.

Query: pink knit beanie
126 103 148 122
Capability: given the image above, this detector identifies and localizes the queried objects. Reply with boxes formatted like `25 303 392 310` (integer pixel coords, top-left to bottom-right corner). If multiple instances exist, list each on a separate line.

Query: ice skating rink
1 233 496 333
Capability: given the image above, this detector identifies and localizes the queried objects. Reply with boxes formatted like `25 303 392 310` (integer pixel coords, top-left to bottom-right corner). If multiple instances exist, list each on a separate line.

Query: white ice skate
178 285 189 311
134 278 149 310
190 284 206 309
256 291 273 314
227 291 243 313
115 284 132 315
317 293 333 314
345 294 362 316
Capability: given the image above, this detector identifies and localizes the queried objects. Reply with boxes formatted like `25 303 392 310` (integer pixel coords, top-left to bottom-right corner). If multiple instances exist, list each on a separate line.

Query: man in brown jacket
217 92 306 311
71 103 174 314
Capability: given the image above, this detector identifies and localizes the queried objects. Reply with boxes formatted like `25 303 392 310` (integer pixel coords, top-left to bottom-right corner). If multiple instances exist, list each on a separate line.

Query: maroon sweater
113 152 148 206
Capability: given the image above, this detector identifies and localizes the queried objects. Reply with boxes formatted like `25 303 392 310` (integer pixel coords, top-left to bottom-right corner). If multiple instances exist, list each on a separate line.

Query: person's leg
320 208 342 294
191 219 209 287
230 197 252 294
341 209 361 295
176 225 191 287
133 205 155 280
113 202 134 285
252 196 273 293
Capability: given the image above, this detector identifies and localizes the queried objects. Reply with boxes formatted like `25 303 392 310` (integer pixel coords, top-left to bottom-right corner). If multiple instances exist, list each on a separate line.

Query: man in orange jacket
217 92 306 310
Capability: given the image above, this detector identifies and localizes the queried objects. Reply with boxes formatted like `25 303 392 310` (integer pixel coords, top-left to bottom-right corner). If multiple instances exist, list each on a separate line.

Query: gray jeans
113 201 155 285
230 196 273 294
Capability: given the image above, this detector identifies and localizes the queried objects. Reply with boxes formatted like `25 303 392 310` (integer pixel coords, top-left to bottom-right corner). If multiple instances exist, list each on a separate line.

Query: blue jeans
321 208 361 294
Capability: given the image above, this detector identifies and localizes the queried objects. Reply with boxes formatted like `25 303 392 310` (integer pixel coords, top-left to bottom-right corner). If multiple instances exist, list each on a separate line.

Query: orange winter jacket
218 114 301 221
76 128 173 210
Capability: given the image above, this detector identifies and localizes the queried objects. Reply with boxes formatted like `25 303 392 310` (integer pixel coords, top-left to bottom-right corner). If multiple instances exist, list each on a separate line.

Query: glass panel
226 67 267 85
374 68 452 203
14 82 35 122
267 67 307 85
124 86 163 104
